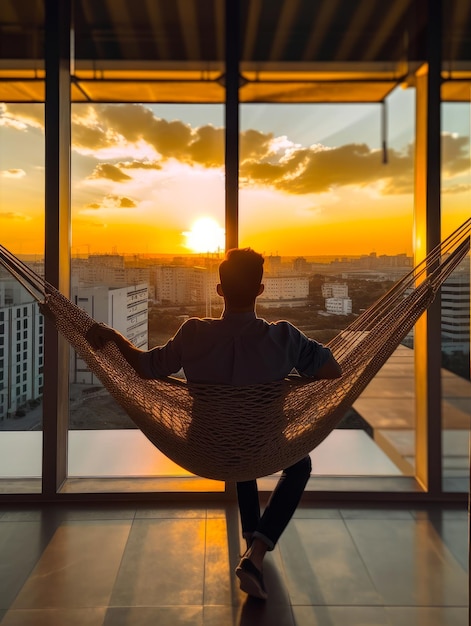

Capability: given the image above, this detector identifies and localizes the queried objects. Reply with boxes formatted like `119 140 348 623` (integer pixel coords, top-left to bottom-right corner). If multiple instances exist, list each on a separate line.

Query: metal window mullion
413 0 442 494
224 0 239 251
42 0 72 496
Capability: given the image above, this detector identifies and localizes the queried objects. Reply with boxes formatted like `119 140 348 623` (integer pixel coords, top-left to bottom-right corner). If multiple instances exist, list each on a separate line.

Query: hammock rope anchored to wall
0 218 470 481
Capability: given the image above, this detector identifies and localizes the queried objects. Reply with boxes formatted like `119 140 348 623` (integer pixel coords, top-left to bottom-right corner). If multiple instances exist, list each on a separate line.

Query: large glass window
0 103 45 493
441 101 471 493
69 102 225 487
240 86 417 484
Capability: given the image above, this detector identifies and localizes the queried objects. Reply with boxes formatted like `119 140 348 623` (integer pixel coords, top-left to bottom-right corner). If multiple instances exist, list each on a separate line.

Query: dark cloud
73 122 112 151
117 160 162 170
2 103 43 128
3 102 469 198
441 133 470 177
89 163 131 182
240 143 414 195
118 197 136 208
240 129 274 161
188 125 224 167
85 195 137 210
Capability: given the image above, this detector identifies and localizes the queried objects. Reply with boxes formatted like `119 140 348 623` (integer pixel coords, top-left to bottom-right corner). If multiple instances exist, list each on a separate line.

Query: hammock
0 219 470 481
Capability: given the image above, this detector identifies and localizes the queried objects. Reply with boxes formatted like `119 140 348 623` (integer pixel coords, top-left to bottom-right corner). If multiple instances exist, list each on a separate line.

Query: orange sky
0 96 469 257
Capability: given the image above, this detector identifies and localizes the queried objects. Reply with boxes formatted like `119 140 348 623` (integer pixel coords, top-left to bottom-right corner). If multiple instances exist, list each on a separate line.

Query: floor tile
203 517 235 605
427 517 469 571
110 519 206 606
203 601 296 626
412 507 468 521
12 520 132 609
293 507 341 519
279 519 383 606
103 606 202 626
0 608 106 626
386 606 469 626
339 508 414 520
134 506 206 519
345 518 468 606
0 521 58 610
0 506 136 522
292 605 392 625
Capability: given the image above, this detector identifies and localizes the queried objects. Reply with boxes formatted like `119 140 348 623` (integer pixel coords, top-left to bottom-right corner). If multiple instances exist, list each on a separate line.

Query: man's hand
38 300 54 320
85 322 118 350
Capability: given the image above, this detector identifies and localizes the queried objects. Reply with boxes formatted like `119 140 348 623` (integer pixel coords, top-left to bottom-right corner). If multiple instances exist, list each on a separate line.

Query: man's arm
85 323 147 376
312 352 342 380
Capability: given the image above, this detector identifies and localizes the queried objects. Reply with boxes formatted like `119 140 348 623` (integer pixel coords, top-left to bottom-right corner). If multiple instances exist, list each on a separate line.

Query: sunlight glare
183 217 225 253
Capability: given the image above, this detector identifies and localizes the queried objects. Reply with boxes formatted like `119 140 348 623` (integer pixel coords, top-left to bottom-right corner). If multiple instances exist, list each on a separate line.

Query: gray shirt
139 311 333 386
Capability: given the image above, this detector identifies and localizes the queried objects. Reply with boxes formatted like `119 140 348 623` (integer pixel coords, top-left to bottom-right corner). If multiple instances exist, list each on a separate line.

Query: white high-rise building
0 278 44 421
71 283 148 384
441 260 470 354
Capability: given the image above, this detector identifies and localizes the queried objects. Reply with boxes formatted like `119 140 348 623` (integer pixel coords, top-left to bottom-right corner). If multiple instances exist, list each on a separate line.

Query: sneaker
235 557 268 600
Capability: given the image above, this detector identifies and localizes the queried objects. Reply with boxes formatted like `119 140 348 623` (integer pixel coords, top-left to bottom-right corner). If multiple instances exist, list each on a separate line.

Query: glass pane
240 86 417 485
69 101 225 489
0 0 44 493
67 0 226 491
0 103 45 493
441 101 471 493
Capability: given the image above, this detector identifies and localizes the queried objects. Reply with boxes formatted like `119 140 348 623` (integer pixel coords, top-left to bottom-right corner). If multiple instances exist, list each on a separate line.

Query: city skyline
0 88 470 257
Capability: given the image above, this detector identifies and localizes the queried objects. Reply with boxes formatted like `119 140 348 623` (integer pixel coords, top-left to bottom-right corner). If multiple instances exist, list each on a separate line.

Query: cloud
89 163 131 182
72 104 225 166
0 103 43 130
240 129 274 161
240 142 415 195
1 101 469 199
118 196 136 208
442 183 471 195
1 169 26 179
117 160 162 171
0 211 31 220
441 133 471 177
85 194 137 210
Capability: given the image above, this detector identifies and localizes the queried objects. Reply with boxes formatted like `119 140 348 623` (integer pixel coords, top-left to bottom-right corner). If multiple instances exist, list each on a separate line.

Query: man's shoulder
180 316 222 332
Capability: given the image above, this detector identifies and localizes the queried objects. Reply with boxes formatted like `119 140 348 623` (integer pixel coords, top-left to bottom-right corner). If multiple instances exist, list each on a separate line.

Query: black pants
236 455 312 551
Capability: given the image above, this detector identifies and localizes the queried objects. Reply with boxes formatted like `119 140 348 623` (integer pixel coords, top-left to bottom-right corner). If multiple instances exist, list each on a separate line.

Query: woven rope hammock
1 219 470 481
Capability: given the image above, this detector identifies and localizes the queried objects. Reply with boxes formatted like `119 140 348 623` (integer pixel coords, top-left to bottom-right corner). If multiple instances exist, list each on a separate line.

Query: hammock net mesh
0 219 469 481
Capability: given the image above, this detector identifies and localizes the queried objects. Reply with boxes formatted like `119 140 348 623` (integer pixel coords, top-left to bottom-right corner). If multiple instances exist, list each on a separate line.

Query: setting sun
183 217 225 254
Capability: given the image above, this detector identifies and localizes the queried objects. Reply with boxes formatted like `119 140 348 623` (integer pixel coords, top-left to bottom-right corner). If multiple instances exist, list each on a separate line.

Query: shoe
235 557 268 600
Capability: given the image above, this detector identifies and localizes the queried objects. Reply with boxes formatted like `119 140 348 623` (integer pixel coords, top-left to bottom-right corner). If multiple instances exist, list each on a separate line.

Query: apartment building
0 278 44 421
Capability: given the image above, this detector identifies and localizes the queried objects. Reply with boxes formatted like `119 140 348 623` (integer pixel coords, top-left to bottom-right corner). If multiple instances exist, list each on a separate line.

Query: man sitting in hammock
86 247 341 601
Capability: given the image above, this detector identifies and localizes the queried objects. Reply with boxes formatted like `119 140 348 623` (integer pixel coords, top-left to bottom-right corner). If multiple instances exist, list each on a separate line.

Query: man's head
218 248 264 308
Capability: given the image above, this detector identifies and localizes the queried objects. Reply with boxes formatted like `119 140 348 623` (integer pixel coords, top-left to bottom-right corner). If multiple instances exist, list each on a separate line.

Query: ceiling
0 0 470 103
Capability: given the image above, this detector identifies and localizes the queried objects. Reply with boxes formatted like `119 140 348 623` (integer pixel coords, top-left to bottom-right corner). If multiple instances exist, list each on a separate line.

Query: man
86 248 341 600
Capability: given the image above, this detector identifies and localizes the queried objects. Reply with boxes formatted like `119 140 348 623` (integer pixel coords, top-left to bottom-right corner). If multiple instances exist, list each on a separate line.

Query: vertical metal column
224 0 239 251
413 0 442 493
42 0 72 495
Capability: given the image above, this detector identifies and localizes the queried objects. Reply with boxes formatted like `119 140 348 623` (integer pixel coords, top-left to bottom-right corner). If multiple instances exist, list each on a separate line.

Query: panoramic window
240 87 419 484
69 103 225 486
0 102 45 492
441 101 471 493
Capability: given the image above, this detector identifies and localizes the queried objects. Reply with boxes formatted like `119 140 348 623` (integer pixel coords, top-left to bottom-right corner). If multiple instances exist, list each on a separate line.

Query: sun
183 217 225 253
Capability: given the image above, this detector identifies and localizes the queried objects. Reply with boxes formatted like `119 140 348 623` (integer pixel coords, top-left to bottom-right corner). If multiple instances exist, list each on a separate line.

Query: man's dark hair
219 248 264 307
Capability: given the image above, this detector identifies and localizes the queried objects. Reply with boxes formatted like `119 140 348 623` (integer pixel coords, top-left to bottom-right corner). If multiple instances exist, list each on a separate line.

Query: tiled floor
0 501 468 625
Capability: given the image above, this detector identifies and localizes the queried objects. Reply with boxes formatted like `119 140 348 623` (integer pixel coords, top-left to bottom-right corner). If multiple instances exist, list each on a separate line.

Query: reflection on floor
0 502 468 625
